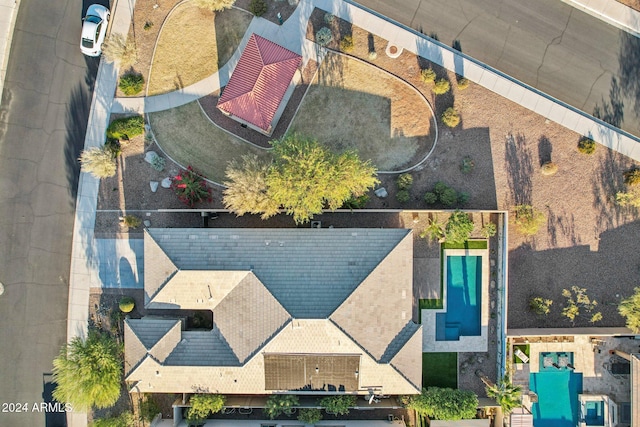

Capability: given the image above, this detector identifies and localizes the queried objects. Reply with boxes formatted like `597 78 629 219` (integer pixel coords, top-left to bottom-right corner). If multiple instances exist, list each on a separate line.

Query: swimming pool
436 255 482 341
530 370 583 427
583 400 605 426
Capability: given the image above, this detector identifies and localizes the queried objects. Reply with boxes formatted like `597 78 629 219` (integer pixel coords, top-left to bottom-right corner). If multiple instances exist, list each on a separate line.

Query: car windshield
85 15 101 24
82 38 94 48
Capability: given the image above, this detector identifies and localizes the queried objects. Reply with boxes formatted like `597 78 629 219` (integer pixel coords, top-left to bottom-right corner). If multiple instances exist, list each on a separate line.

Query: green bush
529 297 552 315
540 161 558 176
457 192 469 205
316 27 333 46
187 394 226 420
265 395 299 419
460 156 474 174
624 168 640 186
139 395 161 423
420 68 436 84
440 188 458 206
424 191 437 205
107 115 144 140
143 21 153 31
324 12 335 24
441 107 460 128
105 137 121 157
404 387 478 420
397 173 413 190
616 190 640 207
79 146 117 179
433 79 450 95
396 189 410 203
480 222 497 238
619 287 640 333
119 296 135 313
123 215 141 229
172 166 212 207
151 155 166 172
248 0 267 16
119 72 144 95
342 194 369 209
457 77 470 90
93 412 134 427
320 395 356 416
340 35 354 52
577 137 596 154
298 408 322 424
513 205 545 236
444 210 474 244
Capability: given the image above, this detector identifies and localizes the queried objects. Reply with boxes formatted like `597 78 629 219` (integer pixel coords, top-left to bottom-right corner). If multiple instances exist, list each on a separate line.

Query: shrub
480 222 497 238
192 0 236 11
102 33 137 68
423 191 437 205
420 217 445 242
79 147 117 179
265 395 299 419
139 395 161 423
119 72 144 96
324 12 335 24
513 205 545 236
151 155 166 172
441 107 460 128
93 412 135 427
187 394 226 420
404 387 478 420
540 161 558 176
529 297 552 315
444 210 474 244
397 173 413 190
316 27 333 46
562 286 602 324
107 115 144 140
368 51 378 60
298 408 322 424
619 287 640 333
143 21 153 31
420 68 436 83
616 190 640 207
340 35 354 52
440 187 458 206
172 166 212 207
320 395 356 416
433 79 450 95
577 137 596 154
342 194 369 209
123 215 142 229
457 76 470 90
223 154 280 219
457 192 469 205
119 296 135 313
396 189 410 203
460 156 474 173
105 137 121 157
624 168 640 186
248 0 267 16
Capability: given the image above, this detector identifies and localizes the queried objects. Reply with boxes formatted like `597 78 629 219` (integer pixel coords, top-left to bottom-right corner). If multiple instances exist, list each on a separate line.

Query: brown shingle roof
217 34 301 132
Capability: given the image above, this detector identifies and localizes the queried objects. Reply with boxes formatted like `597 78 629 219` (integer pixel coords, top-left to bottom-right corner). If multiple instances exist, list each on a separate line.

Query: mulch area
198 59 319 148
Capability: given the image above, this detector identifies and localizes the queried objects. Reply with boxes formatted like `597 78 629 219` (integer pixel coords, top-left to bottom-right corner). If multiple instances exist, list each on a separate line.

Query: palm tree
476 370 522 414
52 329 122 411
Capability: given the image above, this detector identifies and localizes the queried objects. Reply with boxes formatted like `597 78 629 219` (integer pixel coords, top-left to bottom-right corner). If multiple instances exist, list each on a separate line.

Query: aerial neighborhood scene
2 0 640 426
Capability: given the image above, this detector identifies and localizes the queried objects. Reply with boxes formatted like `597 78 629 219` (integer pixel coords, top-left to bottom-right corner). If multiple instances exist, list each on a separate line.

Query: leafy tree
480 222 497 238
52 329 122 411
79 147 117 179
102 33 137 68
513 205 545 236
139 395 161 423
223 154 280 219
193 0 236 11
172 166 212 207
404 387 478 420
248 0 267 16
92 411 134 427
267 135 378 224
264 395 299 419
298 408 322 424
529 297 553 315
619 287 640 333
477 372 521 415
562 286 602 324
320 395 357 416
444 210 474 244
187 394 225 420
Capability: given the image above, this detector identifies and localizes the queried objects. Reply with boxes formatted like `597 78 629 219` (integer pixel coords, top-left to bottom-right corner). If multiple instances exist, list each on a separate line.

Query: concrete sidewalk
0 0 19 107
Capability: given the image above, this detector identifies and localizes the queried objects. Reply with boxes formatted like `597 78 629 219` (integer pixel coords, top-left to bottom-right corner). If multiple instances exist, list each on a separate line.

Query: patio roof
217 34 301 132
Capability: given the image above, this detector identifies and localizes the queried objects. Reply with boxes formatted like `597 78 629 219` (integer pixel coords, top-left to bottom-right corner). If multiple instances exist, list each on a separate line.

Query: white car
80 4 110 57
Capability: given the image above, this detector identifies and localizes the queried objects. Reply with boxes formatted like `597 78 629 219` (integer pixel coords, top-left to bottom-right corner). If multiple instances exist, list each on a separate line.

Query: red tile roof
217 34 302 132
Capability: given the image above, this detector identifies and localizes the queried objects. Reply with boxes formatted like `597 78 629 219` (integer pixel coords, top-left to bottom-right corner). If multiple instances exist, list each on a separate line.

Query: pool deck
510 335 635 405
422 248 489 352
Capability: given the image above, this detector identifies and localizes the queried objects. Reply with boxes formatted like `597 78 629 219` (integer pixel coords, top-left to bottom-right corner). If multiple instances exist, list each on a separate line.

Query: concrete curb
0 0 20 107
559 0 640 38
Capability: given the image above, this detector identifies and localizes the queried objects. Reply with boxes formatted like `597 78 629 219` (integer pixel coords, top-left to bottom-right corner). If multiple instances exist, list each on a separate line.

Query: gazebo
217 34 302 135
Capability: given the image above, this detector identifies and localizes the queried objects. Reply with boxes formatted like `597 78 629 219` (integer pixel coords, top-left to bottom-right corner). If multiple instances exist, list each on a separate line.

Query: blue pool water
584 400 605 426
436 255 482 341
530 370 583 427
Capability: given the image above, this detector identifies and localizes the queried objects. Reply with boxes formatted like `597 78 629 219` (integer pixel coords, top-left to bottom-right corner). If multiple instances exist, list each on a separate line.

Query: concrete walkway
0 0 19 107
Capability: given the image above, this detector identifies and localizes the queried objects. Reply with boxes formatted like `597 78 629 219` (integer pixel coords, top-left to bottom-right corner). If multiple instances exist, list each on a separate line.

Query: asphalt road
0 0 103 425
354 0 640 137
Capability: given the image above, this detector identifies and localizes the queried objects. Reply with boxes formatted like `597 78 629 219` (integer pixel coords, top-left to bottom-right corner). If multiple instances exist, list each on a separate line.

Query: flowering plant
171 166 212 207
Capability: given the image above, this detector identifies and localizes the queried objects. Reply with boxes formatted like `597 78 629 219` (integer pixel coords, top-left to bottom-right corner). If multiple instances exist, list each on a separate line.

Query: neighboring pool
583 400 605 426
530 370 583 427
436 255 482 341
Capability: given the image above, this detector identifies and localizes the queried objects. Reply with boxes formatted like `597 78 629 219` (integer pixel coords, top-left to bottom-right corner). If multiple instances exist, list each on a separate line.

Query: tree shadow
591 148 634 234
452 39 464 78
618 31 640 120
546 207 579 248
593 76 624 128
537 136 552 166
42 373 67 427
504 133 533 206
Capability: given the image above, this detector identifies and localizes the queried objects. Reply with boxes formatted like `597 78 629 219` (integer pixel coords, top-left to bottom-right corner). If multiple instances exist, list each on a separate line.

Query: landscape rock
143 220 151 227
161 177 172 188
150 181 159 193
374 187 388 198
144 151 159 165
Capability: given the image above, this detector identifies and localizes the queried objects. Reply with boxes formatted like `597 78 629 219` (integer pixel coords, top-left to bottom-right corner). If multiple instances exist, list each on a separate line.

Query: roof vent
351 232 358 237
209 235 218 240
230 234 240 240
265 240 271 246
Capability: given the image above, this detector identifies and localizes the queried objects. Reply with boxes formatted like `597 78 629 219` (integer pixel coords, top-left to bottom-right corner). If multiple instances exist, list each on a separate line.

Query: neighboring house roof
217 34 301 132
125 228 422 395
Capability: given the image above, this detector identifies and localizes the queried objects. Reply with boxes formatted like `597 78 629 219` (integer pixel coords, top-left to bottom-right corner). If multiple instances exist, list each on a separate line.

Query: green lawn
513 344 530 364
423 352 457 389
148 101 270 183
442 240 488 250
